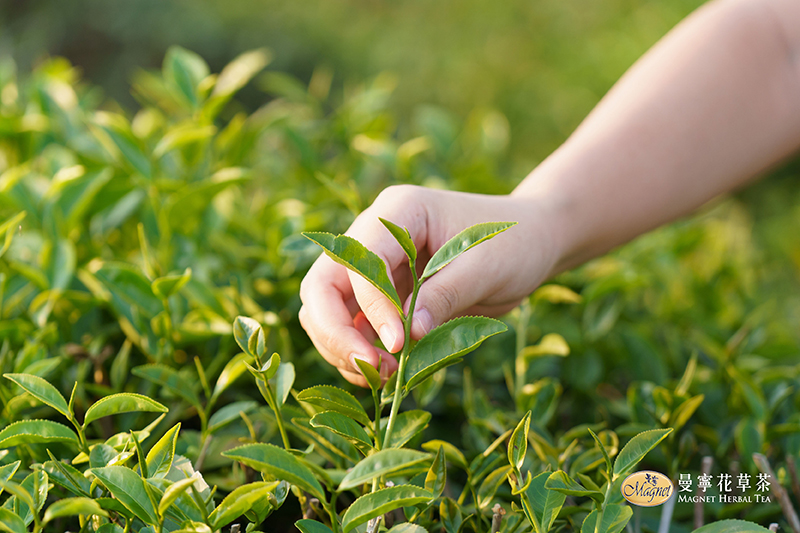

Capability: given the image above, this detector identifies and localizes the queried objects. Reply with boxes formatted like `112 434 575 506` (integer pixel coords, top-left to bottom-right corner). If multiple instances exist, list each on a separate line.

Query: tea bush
0 47 799 533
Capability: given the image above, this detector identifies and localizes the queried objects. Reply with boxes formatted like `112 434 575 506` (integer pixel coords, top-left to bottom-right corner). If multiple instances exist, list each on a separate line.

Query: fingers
344 185 430 352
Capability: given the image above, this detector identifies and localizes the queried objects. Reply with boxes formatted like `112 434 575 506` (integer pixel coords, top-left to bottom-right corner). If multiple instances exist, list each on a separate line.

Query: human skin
299 0 800 386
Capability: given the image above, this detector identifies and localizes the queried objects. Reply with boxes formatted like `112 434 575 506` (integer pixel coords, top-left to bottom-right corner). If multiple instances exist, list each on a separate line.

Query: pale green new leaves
613 428 672 478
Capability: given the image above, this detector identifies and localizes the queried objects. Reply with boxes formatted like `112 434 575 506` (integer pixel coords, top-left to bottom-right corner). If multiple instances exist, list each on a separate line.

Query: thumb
409 253 492 338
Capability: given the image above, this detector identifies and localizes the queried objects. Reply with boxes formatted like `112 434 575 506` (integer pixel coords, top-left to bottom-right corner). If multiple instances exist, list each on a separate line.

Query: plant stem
514 300 531 406
595 478 615 533
372 389 382 450
323 500 340 533
270 387 291 450
383 269 419 447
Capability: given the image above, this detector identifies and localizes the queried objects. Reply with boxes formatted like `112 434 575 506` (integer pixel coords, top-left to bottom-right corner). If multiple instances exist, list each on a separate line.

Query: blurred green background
2 0 707 178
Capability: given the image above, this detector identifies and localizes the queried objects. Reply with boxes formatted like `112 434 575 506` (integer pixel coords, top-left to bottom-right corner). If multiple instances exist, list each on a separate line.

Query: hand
298 184 561 386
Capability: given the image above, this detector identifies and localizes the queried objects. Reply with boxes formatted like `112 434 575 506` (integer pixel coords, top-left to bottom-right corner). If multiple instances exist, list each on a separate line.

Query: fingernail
349 353 371 371
413 308 433 336
379 325 397 352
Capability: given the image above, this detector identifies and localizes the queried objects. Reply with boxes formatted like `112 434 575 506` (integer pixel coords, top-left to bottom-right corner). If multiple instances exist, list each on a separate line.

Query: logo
621 471 674 507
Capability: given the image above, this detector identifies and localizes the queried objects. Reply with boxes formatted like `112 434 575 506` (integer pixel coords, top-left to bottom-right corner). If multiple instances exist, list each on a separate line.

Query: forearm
514 0 800 274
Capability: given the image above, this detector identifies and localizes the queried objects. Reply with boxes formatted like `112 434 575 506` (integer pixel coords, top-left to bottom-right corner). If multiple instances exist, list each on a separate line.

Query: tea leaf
208 481 279 530
132 364 201 408
0 461 21 498
83 393 168 426
302 232 402 313
341 485 434 533
339 449 431 490
380 218 417 263
404 317 507 392
41 455 91 498
297 385 371 426
520 334 569 359
587 427 612 478
383 409 431 448
163 46 209 107
311 412 373 451
233 316 261 356
151 268 192 299
90 466 158 525
0 509 25 533
425 446 447 497
422 440 468 471
43 497 108 522
580 504 632 533
146 423 180 478
4 373 70 418
439 498 463 533
387 524 429 533
211 351 251 403
207 401 258 434
692 520 773 533
544 470 604 503
296 519 334 533
158 472 202 516
476 465 513 509
274 362 296 407
354 357 382 394
212 48 272 98
508 411 531 471
532 285 582 304
526 471 566 532
222 443 325 500
669 394 704 433
421 222 516 281
613 428 672 478
0 420 79 448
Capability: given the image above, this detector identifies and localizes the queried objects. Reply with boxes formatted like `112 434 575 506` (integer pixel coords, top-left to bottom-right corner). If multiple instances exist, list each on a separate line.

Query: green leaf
132 364 201 408
544 470 604 503
208 401 258 434
43 498 108 523
0 420 78 448
146 423 180 478
532 285 582 304
404 317 507 392
476 465 513 509
4 373 70 418
311 412 373 451
692 520 773 533
0 462 21 498
208 481 278 530
339 449 431 490
581 504 632 533
2 470 48 526
84 393 168 427
163 46 209 107
93 112 152 178
0 212 26 260
302 232 402 313
90 466 158 525
526 471 566 533
222 443 325 500
387 524 429 533
341 485 433 533
40 455 91 497
297 385 371 426
211 48 271 97
274 362 295 407
151 268 192 299
669 394 704 433
425 446 446 497
0 508 25 533
508 411 531 471
421 440 468 471
153 125 216 158
421 222 516 281
96 525 125 533
354 357 382 395
233 317 260 356
520 334 570 359
296 519 335 533
613 428 672 478
383 410 431 448
439 498 463 533
588 427 613 479
380 218 417 262
158 472 201 516
211 351 251 403
164 169 250 234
